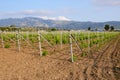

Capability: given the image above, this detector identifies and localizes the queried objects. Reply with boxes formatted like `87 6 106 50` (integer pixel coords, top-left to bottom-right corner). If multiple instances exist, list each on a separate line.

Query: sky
0 0 120 22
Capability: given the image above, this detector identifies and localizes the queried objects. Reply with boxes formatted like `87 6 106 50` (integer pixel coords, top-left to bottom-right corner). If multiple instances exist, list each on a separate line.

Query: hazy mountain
0 17 120 30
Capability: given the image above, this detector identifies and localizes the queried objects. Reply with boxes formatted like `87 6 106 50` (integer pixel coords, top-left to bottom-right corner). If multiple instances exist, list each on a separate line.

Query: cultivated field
0 31 120 80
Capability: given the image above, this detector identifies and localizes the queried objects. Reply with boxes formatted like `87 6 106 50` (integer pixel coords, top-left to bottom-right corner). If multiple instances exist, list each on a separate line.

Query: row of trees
0 24 115 31
88 24 115 31
104 24 114 31
0 25 59 31
0 25 19 31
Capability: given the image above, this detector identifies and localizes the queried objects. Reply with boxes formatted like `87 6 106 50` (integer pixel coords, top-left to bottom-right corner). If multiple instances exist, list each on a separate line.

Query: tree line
0 24 116 31
88 24 115 31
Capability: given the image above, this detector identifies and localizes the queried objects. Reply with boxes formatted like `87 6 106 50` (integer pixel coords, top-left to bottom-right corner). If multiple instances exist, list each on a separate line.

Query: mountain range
0 17 120 30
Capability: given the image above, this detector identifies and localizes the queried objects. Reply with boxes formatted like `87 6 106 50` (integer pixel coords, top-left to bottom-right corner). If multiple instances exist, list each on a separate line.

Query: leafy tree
95 28 98 31
9 25 18 31
110 26 114 31
104 24 110 31
0 27 9 31
10 25 16 28
51 28 57 31
88 27 91 31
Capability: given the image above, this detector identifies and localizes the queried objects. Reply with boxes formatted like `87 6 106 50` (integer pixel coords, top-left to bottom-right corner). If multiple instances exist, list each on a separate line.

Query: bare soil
0 36 120 80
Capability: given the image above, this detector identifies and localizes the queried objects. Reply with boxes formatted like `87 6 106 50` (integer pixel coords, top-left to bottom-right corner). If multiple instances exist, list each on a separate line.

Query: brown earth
0 36 120 80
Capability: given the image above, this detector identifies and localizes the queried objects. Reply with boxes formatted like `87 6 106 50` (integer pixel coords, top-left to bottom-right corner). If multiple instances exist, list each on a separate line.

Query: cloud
0 10 72 21
0 10 71 21
0 10 53 18
57 16 71 21
93 0 120 6
39 16 71 21
20 10 52 15
40 16 56 20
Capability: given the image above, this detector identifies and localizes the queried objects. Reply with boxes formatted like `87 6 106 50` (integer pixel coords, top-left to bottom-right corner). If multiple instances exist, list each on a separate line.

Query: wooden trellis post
69 31 74 62
16 31 20 52
38 31 42 56
0 31 4 48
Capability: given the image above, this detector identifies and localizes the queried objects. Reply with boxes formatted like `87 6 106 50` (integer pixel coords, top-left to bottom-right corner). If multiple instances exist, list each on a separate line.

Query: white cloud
0 10 71 21
39 16 56 20
0 10 52 18
20 10 52 15
39 16 71 21
58 16 71 21
93 0 120 6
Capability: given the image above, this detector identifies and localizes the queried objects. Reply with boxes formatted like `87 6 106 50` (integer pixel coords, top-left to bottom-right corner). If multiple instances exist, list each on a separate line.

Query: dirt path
83 35 120 80
0 36 120 80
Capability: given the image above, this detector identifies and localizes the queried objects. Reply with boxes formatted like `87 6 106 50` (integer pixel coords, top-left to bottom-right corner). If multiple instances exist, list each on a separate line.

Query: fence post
69 31 74 62
0 31 4 48
16 31 20 52
38 30 42 56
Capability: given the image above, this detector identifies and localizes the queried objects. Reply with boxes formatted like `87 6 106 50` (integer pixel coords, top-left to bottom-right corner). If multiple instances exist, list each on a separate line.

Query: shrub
5 44 10 48
55 37 60 44
80 43 88 48
62 39 67 44
51 28 57 31
30 38 35 43
42 50 48 56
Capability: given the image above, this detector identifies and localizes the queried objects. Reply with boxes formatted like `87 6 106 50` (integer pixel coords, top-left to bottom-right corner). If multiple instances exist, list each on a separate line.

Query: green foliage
90 42 93 47
95 28 98 31
0 31 119 61
80 43 88 48
42 50 48 56
30 38 35 43
92 40 99 44
83 36 88 40
54 36 60 44
3 36 9 41
110 26 114 31
0 26 18 31
104 24 110 31
88 27 91 31
5 44 10 48
51 28 57 31
8 34 15 39
73 55 77 62
62 39 67 44
10 25 16 28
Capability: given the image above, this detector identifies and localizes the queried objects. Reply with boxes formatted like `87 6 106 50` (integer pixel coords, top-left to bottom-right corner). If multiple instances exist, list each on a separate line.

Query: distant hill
0 17 120 30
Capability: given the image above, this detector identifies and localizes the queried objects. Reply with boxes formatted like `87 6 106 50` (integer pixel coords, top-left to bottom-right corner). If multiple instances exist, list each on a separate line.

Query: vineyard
0 30 120 80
